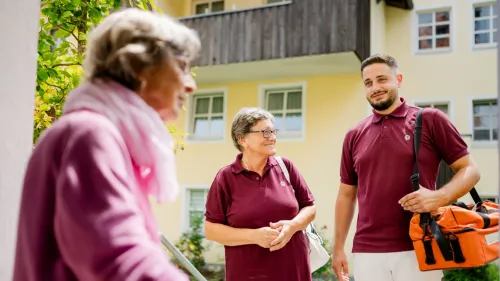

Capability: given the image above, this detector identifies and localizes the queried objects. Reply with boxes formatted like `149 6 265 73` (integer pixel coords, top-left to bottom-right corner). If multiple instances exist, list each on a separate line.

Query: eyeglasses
248 129 279 138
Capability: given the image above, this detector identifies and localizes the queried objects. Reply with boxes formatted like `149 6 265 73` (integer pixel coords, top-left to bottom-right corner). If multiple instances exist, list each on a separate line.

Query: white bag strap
274 156 323 244
274 156 290 183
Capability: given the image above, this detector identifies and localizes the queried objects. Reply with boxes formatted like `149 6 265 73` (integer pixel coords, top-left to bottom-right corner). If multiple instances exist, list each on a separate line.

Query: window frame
192 0 225 15
258 81 307 142
471 98 498 143
185 87 228 143
479 193 499 203
471 0 498 50
413 5 454 55
412 99 454 123
182 185 210 233
266 0 286 4
469 95 498 147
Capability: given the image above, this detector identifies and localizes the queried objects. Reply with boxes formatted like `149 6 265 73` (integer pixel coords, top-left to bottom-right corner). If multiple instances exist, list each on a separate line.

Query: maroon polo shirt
340 98 469 253
205 154 315 281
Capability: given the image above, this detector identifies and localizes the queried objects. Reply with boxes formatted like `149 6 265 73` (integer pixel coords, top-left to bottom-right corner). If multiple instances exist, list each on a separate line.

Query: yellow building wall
150 73 366 263
384 0 498 200
158 0 271 17
156 0 189 17
224 0 265 11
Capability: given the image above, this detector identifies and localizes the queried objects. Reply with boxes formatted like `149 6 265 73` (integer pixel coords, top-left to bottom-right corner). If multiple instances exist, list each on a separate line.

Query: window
416 102 449 116
473 2 498 46
480 194 499 203
194 0 224 15
186 188 208 231
417 9 451 51
263 86 304 139
188 92 225 141
472 99 498 141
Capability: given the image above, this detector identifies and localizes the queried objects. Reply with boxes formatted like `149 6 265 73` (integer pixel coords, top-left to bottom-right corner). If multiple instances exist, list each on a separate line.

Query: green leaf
112 0 121 10
47 68 59 78
74 10 82 17
45 37 55 46
38 69 49 81
72 0 80 6
55 29 71 39
40 44 51 52
72 75 80 86
61 70 72 78
62 11 72 18
41 8 52 15
88 8 101 19
60 23 71 30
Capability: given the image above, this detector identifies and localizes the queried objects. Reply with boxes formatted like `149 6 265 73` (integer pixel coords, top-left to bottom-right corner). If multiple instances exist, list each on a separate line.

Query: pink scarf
63 79 179 203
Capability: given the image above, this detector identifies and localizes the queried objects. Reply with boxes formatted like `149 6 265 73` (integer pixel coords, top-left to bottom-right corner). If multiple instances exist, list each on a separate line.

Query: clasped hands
254 220 297 252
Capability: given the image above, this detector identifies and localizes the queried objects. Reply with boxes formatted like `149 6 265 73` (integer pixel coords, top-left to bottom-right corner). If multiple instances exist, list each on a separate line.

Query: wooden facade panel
355 0 371 61
180 0 371 66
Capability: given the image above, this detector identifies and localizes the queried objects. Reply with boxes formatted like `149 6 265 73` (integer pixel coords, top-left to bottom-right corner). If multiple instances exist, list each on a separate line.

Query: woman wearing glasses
204 107 316 281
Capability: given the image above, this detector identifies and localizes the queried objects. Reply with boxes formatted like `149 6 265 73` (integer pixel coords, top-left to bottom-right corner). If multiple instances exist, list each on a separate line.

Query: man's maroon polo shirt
340 98 469 253
205 154 315 281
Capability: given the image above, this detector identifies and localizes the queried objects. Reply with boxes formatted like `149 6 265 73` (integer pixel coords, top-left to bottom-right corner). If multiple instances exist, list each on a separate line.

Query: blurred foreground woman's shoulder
13 7 200 281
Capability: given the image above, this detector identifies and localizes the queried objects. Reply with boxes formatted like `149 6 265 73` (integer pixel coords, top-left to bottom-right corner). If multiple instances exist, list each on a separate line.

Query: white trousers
353 250 443 281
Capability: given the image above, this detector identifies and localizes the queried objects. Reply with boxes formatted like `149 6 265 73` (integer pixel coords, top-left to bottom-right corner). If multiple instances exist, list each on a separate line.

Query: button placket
381 117 389 138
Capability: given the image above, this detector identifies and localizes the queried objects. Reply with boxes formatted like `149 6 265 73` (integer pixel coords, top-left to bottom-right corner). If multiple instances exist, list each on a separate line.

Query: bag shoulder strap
274 156 290 183
411 108 424 192
274 156 320 240
411 108 482 203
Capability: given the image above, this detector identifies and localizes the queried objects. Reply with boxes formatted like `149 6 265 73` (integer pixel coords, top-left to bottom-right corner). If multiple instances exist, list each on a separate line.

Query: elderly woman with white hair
13 8 199 281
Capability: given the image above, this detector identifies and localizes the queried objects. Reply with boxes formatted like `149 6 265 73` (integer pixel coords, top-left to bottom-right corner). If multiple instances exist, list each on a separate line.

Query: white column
497 1 500 274
0 0 41 279
370 0 386 55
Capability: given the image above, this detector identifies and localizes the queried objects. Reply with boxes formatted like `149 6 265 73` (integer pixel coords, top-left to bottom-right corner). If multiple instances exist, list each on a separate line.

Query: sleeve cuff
445 150 470 166
340 177 358 186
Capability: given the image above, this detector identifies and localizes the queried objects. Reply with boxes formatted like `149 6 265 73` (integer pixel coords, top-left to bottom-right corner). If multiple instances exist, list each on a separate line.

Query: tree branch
58 93 68 103
51 63 81 68
55 25 79 43
45 82 66 91
68 41 78 50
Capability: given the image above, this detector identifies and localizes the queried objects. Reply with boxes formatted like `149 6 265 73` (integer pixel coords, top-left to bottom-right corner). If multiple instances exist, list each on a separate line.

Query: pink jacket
13 110 188 281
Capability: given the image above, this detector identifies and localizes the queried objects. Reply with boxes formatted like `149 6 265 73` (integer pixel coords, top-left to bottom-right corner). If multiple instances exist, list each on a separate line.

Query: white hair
82 8 201 90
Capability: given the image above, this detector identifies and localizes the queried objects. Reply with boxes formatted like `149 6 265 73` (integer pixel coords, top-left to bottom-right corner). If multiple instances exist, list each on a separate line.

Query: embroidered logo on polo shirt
405 135 411 141
280 181 286 186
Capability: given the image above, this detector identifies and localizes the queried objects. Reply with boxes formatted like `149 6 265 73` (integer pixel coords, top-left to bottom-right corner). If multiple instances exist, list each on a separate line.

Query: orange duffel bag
409 109 499 271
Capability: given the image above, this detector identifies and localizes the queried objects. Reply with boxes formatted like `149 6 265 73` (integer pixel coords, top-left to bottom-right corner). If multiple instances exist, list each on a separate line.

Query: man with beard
331 54 481 281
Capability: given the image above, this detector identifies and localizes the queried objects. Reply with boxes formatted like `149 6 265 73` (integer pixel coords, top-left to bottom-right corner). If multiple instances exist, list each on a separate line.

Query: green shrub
312 225 343 281
443 263 499 281
172 213 225 280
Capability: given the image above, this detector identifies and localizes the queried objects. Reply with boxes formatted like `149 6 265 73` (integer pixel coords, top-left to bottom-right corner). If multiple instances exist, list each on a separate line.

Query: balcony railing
179 0 370 67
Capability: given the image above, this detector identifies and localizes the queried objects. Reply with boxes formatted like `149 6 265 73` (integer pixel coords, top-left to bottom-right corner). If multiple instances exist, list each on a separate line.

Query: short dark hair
360 53 399 72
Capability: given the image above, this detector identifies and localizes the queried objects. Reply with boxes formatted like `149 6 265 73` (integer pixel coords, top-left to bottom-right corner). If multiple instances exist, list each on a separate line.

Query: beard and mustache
367 89 397 111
